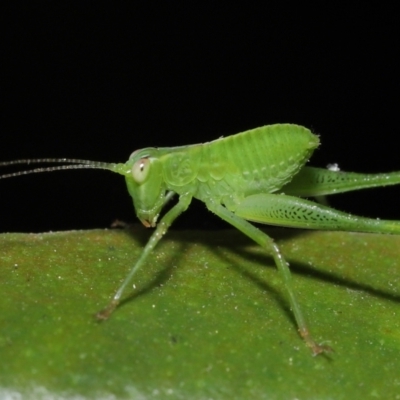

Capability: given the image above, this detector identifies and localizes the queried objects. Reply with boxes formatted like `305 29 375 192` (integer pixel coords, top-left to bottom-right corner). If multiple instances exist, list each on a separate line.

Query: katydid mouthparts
2 124 400 355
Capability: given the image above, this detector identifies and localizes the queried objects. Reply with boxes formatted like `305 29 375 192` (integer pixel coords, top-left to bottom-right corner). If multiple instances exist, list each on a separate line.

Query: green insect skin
121 124 318 227
2 124 400 355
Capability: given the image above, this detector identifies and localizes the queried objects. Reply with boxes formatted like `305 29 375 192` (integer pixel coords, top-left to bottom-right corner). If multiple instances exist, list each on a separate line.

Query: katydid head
124 148 167 227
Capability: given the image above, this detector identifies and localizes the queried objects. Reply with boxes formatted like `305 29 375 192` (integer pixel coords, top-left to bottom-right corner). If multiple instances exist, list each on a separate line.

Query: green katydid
2 123 400 355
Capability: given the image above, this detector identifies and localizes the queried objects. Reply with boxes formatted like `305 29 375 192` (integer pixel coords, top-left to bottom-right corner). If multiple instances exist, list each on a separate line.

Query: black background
2 4 399 232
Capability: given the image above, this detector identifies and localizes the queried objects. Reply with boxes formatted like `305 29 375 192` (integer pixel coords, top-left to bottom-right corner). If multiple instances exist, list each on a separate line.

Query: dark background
1 4 399 232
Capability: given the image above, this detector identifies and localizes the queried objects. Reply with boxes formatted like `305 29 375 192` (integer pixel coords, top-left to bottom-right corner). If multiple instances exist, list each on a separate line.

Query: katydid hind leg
206 200 330 355
96 193 192 320
235 193 400 233
282 166 400 197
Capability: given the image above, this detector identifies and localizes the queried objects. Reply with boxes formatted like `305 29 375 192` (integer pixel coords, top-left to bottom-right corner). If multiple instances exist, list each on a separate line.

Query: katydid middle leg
206 199 329 355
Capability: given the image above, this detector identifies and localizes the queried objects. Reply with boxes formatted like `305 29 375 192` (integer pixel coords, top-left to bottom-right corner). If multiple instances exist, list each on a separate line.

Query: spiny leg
206 199 330 355
96 193 192 320
282 166 400 197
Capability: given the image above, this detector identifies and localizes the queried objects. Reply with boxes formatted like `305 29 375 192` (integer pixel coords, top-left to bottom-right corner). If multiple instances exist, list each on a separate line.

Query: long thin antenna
0 158 127 180
0 158 105 167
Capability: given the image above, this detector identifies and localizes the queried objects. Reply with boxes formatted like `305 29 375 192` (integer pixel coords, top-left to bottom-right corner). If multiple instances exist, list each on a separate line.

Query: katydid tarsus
2 123 400 355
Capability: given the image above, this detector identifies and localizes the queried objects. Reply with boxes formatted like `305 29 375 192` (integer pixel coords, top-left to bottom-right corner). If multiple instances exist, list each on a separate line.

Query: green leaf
1 227 400 399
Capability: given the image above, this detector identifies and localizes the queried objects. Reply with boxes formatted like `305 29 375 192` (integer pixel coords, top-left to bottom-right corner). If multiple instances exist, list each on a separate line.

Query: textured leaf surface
1 227 400 399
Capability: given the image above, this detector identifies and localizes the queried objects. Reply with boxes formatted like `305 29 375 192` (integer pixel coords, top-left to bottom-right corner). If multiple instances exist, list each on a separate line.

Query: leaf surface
1 227 399 399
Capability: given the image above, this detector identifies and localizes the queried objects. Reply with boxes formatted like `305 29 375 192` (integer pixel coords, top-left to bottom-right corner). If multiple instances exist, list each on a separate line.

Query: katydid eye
132 157 150 183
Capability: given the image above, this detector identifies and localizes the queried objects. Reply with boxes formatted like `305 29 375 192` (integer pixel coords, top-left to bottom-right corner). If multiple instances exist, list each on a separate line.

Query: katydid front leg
96 192 192 320
206 199 330 356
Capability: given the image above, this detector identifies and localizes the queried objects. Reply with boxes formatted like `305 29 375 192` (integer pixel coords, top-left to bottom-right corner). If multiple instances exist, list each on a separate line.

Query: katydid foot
96 299 119 321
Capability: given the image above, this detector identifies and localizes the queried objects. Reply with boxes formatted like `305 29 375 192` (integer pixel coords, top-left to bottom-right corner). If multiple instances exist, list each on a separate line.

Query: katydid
2 123 400 355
